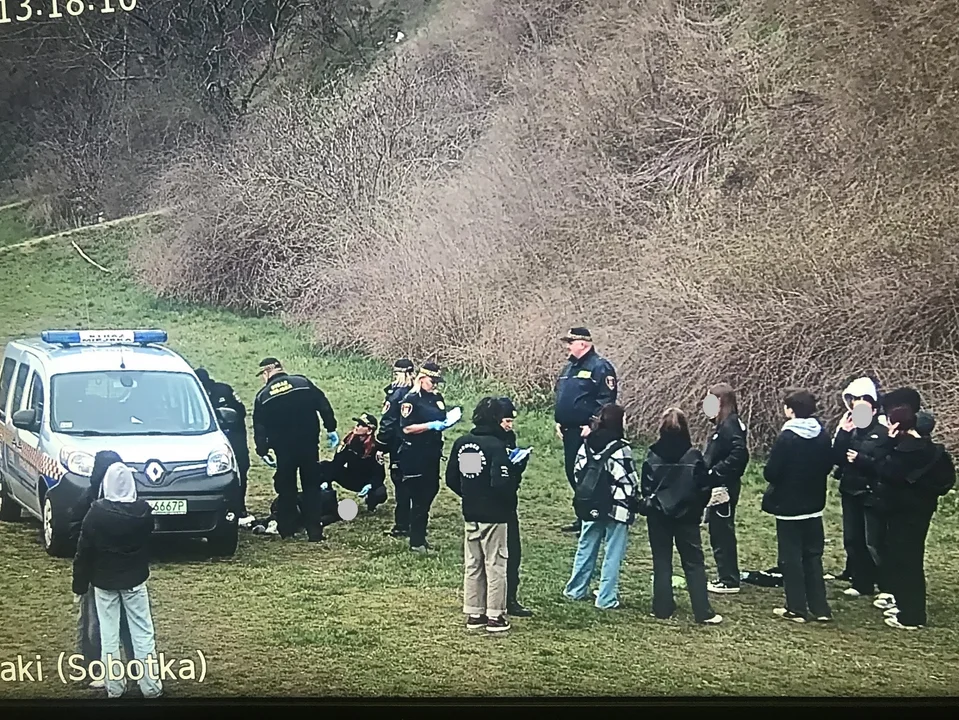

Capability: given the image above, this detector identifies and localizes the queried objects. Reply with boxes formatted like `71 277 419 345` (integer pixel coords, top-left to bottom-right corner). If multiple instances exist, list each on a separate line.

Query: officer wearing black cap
319 413 388 511
497 396 533 617
195 367 253 525
553 327 618 533
376 358 416 537
252 357 339 541
398 361 463 553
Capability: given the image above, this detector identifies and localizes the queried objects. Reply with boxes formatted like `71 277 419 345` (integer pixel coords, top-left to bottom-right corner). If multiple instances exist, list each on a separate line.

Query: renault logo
144 461 165 484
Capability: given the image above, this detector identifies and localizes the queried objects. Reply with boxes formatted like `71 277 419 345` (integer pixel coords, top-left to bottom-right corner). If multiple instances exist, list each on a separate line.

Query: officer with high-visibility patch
195 367 254 526
553 327 618 534
252 357 339 542
397 362 462 553
376 358 416 538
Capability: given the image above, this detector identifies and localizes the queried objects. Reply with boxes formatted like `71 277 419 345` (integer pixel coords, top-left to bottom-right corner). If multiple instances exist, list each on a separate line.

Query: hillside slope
136 0 959 449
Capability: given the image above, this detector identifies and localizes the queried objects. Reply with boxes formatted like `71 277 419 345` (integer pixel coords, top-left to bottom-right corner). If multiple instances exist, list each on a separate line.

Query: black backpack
573 441 624 523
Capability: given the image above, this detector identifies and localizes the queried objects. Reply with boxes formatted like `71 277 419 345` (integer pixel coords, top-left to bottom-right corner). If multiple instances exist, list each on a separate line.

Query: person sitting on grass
761 389 834 624
319 413 388 512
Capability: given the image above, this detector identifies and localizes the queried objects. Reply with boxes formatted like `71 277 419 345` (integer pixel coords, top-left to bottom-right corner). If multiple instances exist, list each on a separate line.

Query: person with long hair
701 383 750 594
762 389 834 623
376 358 417 538
68 450 134 690
72 463 162 699
398 362 462 553
563 404 639 610
641 408 722 624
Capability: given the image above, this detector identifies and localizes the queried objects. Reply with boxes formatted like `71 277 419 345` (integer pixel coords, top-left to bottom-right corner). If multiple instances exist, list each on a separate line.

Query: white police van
0 329 241 558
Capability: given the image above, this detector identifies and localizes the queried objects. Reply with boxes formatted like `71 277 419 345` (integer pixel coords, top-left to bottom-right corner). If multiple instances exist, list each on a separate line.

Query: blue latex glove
357 484 372 499
260 454 276 468
327 431 339 448
426 420 445 432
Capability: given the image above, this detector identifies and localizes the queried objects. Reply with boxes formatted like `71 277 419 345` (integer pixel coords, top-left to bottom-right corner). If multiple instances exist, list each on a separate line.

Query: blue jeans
94 584 163 699
564 520 629 608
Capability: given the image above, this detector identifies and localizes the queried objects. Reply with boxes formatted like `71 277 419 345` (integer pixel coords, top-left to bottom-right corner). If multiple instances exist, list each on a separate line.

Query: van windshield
50 371 215 436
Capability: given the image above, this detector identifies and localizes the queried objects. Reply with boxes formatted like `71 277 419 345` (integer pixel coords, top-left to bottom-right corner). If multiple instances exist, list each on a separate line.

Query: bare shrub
137 0 959 451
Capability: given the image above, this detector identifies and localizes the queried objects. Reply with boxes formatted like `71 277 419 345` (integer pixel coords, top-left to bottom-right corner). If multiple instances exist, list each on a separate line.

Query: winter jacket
761 418 833 519
72 498 154 595
573 429 640 525
831 376 888 502
868 434 956 516
641 435 711 521
446 425 519 523
320 432 386 488
703 413 749 489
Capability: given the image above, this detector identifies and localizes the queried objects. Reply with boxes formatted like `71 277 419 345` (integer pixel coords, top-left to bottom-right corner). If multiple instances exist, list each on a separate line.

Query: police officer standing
497 397 533 617
252 357 339 542
376 358 416 538
553 327 618 534
398 362 462 553
195 368 254 527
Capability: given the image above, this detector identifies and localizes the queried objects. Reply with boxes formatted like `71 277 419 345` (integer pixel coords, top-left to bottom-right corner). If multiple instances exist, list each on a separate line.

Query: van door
16 364 47 510
5 360 32 505
0 356 16 476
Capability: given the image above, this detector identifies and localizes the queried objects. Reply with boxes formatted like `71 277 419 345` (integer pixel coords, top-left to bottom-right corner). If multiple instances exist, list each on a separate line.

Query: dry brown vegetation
135 0 959 450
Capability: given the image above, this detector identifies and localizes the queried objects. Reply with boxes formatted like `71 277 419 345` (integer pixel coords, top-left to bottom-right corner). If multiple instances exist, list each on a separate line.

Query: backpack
921 446 956 497
573 441 624 523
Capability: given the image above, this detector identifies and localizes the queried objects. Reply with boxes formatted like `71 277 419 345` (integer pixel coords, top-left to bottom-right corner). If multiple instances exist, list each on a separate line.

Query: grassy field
1 209 959 699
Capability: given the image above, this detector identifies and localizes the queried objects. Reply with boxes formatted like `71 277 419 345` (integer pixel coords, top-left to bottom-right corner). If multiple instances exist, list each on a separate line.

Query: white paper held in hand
445 407 462 425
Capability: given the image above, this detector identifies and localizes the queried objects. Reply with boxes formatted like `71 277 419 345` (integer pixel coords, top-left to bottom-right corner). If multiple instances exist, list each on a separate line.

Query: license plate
146 499 187 515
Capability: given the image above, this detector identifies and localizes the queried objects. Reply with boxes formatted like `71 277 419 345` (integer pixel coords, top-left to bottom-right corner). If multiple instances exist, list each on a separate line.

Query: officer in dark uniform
195 368 254 525
497 397 533 617
376 358 416 538
252 357 339 542
398 362 462 553
553 327 618 533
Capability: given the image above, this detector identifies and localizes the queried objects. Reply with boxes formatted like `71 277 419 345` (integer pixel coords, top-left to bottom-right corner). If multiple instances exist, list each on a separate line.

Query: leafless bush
137 0 959 451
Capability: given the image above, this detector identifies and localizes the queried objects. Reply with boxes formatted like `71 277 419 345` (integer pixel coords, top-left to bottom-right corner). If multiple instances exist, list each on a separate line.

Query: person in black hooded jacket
641 408 721 625
496 396 532 618
701 382 750 594
863 389 956 630
761 389 834 623
446 397 520 633
68 450 134 689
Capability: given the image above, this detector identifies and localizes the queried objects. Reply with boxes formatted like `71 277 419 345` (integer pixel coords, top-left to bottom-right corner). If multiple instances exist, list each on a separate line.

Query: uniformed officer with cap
376 358 416 538
553 327 618 534
497 396 533 617
252 357 339 541
195 367 254 526
398 361 463 553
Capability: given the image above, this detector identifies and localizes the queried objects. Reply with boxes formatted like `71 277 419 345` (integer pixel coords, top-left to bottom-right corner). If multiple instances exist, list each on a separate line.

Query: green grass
2 215 959 698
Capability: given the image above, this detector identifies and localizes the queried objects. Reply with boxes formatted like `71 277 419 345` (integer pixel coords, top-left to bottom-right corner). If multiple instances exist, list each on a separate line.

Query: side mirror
216 407 238 427
12 409 37 431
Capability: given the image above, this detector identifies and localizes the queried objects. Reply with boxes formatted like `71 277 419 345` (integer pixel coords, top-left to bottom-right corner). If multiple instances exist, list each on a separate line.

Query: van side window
11 363 29 415
0 357 15 420
28 372 45 430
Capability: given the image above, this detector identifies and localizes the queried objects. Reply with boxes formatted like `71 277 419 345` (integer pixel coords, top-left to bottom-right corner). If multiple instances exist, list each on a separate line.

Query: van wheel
42 495 72 558
0 474 21 522
207 521 238 557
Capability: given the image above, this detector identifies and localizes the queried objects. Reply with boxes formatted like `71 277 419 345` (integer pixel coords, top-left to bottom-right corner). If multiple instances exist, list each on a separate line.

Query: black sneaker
773 608 807 623
385 526 408 538
707 580 741 594
507 602 533 618
466 614 488 630
486 615 511 633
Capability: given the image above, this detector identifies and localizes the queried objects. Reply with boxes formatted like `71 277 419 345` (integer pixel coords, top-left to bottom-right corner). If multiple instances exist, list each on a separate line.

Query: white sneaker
88 678 104 689
843 587 863 597
702 614 723 625
773 607 807 623
873 593 896 610
238 514 256 528
883 606 900 617
885 616 922 630
264 520 279 536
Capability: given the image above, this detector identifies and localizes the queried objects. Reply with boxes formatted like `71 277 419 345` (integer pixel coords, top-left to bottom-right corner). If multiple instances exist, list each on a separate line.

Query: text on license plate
146 499 188 515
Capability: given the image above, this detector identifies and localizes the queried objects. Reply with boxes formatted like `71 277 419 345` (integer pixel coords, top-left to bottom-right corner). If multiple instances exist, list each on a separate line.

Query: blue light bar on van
40 329 168 346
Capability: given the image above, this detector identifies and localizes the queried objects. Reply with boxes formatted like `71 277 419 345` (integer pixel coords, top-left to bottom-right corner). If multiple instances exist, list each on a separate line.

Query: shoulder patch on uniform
382 401 391 414
605 376 616 390
400 402 412 418
436 400 445 411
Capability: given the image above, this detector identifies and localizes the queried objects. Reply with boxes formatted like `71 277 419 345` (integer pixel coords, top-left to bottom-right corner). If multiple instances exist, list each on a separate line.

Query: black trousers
230 438 250 515
647 510 714 622
776 517 831 619
406 454 441 548
273 445 323 538
841 493 888 594
506 510 522 605
561 426 583 526
707 480 741 586
390 465 412 531
885 505 935 626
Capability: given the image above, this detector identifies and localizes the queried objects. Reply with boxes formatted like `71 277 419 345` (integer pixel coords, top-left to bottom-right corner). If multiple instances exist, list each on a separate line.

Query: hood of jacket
585 428 622 453
649 434 693 464
842 377 879 411
783 417 822 439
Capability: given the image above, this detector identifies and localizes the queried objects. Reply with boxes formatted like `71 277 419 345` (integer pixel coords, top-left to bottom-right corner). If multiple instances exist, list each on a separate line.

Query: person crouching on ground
446 397 520 633
761 389 834 624
641 407 722 625
870 390 955 630
319 413 388 512
71 463 163 699
67 450 135 689
563 403 639 610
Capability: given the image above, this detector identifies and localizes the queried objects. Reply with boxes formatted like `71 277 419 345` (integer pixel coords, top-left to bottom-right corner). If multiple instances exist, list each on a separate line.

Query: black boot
507 599 533 618
307 523 326 542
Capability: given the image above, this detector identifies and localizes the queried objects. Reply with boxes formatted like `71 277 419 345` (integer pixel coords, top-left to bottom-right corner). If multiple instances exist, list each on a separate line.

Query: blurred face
567 340 591 358
702 394 720 420
500 417 514 432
